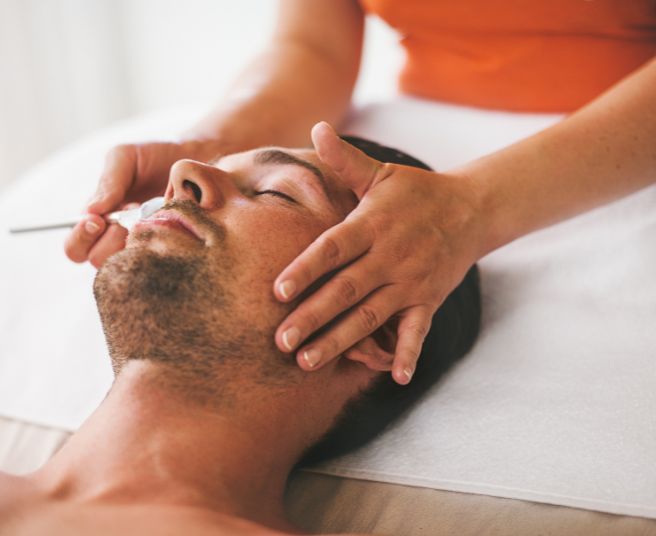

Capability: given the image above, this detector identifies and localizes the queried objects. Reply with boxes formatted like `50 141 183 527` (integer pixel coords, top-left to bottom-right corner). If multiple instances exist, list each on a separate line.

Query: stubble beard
93 238 251 401
93 232 299 406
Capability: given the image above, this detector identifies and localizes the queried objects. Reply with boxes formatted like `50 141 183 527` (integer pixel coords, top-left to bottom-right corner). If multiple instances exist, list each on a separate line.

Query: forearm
458 57 656 257
184 0 363 154
186 43 355 151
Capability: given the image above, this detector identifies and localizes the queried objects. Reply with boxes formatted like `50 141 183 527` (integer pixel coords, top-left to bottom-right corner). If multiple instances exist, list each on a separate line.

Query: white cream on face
108 196 166 231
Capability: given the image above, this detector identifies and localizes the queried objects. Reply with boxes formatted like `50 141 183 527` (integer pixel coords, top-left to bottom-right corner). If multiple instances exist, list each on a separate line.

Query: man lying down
0 137 480 535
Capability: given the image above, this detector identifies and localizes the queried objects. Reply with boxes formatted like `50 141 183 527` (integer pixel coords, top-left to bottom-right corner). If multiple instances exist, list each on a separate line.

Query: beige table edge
1 415 654 535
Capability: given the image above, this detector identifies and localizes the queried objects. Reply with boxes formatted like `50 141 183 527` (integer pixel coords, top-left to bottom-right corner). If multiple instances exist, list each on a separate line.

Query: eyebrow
253 149 332 202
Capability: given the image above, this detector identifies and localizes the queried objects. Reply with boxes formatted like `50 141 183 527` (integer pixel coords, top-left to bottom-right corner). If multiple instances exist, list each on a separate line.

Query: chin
92 241 298 395
95 247 203 302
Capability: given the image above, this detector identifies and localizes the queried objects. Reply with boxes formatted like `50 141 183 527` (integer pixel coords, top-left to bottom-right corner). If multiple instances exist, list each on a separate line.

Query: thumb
86 144 137 215
311 121 382 199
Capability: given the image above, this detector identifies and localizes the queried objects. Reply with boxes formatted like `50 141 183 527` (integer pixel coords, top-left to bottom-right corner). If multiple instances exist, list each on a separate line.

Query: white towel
0 98 654 518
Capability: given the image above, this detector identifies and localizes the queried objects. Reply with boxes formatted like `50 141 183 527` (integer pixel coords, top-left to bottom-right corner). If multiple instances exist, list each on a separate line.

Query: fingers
292 286 402 371
64 214 108 263
275 256 384 354
391 306 433 385
86 224 129 269
87 145 137 215
64 217 127 269
311 121 383 198
344 339 394 372
274 216 373 302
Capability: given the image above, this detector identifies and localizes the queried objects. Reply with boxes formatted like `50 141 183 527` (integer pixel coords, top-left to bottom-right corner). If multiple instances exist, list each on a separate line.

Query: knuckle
334 276 359 306
406 321 430 340
301 309 323 333
88 250 106 269
369 216 389 238
106 144 130 162
357 305 380 332
324 335 344 358
133 144 150 176
402 347 421 365
64 242 84 263
296 263 314 289
319 235 342 267
351 216 374 243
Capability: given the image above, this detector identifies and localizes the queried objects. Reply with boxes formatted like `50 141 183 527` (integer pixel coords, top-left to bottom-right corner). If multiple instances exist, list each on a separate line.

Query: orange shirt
360 0 656 112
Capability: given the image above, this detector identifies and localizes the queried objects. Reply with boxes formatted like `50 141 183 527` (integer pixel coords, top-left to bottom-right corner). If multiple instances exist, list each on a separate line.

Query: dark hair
298 136 482 466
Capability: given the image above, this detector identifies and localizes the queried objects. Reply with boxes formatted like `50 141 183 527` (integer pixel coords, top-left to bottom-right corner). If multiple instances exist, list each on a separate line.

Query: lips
135 210 205 242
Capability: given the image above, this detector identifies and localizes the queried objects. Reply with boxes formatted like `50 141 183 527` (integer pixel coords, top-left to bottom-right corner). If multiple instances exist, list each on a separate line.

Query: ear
343 317 399 372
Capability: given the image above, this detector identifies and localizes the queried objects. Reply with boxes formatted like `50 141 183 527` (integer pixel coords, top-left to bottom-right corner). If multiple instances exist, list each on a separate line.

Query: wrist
448 162 510 259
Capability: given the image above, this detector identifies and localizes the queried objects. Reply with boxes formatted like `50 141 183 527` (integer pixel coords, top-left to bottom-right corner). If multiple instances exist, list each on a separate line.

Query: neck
30 361 315 531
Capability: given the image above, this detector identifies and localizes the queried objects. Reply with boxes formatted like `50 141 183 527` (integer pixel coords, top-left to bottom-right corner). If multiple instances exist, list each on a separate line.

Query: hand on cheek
274 122 481 386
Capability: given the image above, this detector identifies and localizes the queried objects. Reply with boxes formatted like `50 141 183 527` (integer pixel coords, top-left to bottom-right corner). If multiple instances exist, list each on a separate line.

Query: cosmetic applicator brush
8 196 166 234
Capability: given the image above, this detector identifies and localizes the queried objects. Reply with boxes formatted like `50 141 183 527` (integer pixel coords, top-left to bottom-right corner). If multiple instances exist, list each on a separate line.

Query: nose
165 159 230 210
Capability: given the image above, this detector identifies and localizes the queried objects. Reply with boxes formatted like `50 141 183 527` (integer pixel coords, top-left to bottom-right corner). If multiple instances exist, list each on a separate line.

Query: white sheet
0 98 654 519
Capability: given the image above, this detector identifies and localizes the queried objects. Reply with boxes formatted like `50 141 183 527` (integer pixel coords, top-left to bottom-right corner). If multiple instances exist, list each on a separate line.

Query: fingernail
282 327 301 351
402 367 414 383
85 220 100 234
302 348 322 368
279 280 296 300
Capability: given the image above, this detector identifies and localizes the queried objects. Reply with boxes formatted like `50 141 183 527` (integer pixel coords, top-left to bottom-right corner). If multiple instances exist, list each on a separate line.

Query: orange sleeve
360 0 656 113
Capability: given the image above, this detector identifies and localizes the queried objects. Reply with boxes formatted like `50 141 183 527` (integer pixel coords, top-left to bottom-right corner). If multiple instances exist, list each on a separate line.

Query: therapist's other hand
64 140 220 268
274 122 483 385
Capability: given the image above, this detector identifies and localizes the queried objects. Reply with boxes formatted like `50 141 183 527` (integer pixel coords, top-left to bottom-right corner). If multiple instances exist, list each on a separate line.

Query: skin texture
3 147 384 535
65 0 656 385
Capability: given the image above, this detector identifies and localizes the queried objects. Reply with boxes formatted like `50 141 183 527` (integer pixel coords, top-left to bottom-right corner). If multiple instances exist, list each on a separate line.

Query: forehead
218 147 326 177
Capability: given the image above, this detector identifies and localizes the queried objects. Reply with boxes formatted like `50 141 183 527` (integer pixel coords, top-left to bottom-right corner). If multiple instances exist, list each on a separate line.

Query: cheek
223 209 326 282
207 209 326 331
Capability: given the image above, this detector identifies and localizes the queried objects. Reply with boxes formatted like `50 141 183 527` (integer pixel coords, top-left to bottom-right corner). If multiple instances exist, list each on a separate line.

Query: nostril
183 179 202 203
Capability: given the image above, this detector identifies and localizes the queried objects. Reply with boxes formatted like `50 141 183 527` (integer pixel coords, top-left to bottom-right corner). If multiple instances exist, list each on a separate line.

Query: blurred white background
0 0 401 192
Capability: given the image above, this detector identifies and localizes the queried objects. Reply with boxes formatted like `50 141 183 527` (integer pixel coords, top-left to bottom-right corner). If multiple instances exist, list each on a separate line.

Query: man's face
93 146 367 403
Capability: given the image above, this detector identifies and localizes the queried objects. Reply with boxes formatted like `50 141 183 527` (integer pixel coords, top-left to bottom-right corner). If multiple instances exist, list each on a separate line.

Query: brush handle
8 221 81 233
8 197 164 235
9 209 126 234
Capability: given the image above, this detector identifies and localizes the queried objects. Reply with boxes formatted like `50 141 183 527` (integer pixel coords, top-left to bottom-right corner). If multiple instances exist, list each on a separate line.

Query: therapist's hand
274 122 484 385
64 139 221 268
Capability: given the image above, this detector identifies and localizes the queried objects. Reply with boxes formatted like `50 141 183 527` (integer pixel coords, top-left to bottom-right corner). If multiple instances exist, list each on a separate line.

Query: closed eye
254 190 297 203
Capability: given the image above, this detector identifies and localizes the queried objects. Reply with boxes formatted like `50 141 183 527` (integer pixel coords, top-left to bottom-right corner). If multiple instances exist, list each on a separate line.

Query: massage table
1 98 654 535
1 416 654 535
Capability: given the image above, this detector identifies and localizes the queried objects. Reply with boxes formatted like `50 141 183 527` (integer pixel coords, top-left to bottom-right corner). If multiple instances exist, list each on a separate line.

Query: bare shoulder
0 499 319 536
0 471 32 505
0 472 37 531
0 488 373 536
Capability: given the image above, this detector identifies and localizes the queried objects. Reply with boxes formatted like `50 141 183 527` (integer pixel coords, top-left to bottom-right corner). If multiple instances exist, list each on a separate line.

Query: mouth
134 210 205 243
